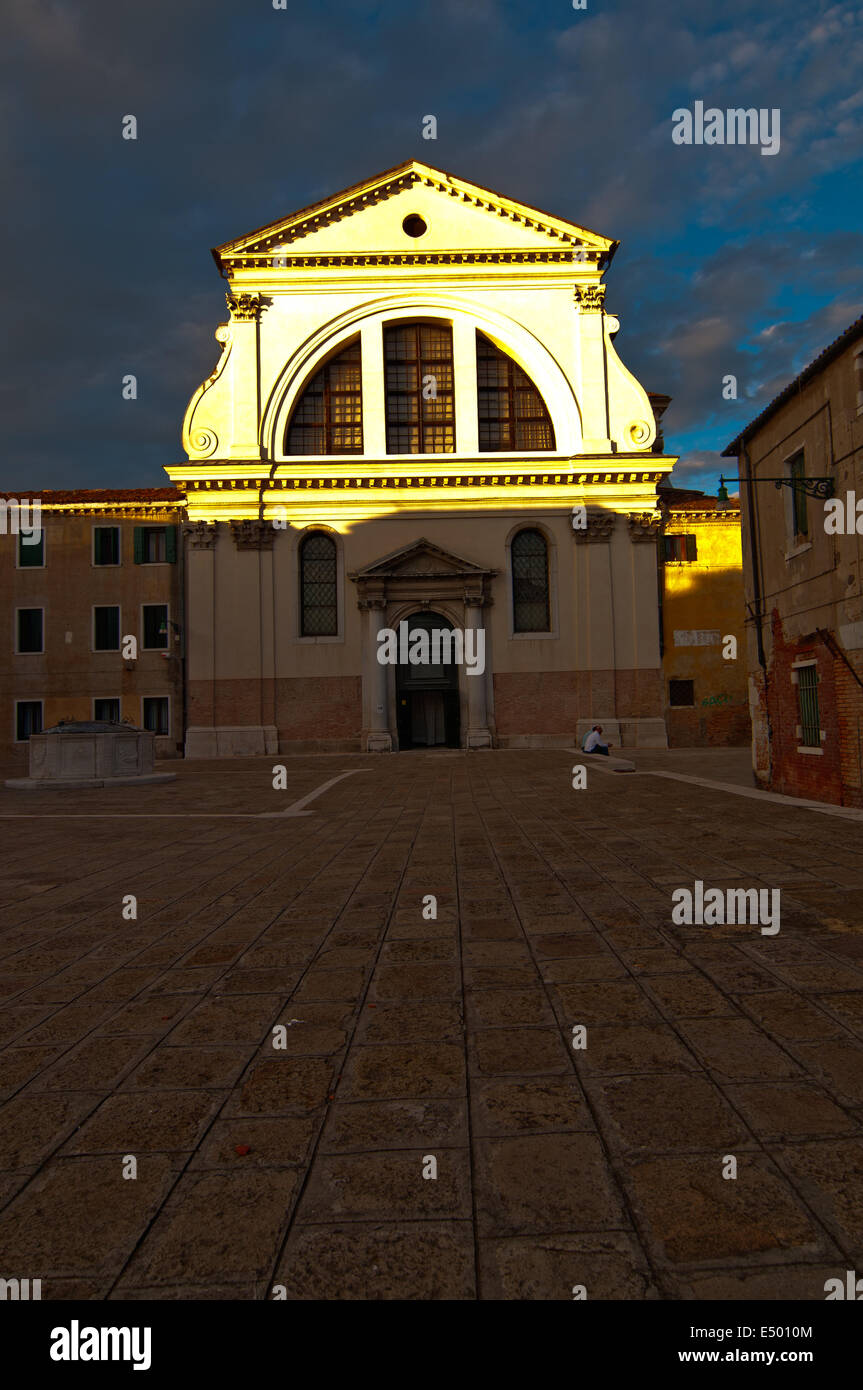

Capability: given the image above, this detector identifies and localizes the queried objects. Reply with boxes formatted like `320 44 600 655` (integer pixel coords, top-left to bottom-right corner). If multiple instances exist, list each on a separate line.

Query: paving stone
233 1058 334 1114
274 1221 475 1299
733 990 845 1042
594 1073 752 1155
722 1083 857 1142
191 1115 318 1169
467 990 555 1028
0 1155 176 1277
320 1098 467 1152
574 1023 699 1076
297 1149 471 1222
553 980 662 1025
370 964 460 999
625 1155 824 1266
775 1139 863 1255
790 1040 863 1105
122 1046 253 1092
678 1018 802 1082
479 1232 659 1300
0 1091 101 1169
120 1171 296 1284
470 1027 569 1076
471 1078 592 1136
62 1090 221 1155
339 1042 464 1100
474 1133 628 1236
355 1000 463 1043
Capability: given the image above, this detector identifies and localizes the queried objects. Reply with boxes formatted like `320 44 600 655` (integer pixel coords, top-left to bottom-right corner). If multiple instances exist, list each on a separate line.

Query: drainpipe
742 443 771 780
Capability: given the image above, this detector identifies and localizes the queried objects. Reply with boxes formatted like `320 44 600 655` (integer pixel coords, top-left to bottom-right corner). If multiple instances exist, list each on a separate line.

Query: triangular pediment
214 161 616 266
350 537 495 581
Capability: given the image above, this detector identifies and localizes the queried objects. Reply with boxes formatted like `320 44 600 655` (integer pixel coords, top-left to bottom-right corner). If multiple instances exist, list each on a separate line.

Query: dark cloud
2 0 861 489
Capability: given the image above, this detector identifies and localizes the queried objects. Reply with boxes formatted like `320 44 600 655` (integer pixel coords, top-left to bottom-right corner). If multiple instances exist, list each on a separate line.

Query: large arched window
477 332 555 451
286 338 362 455
300 532 338 636
511 529 550 632
385 322 455 453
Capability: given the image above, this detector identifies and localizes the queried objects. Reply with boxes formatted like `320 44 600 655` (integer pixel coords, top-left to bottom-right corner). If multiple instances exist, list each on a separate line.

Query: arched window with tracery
477 332 555 451
384 322 455 453
286 338 363 455
300 532 338 636
511 528 550 632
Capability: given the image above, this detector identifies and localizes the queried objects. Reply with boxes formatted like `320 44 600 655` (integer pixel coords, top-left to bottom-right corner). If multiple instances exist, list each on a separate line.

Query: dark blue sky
4 0 862 492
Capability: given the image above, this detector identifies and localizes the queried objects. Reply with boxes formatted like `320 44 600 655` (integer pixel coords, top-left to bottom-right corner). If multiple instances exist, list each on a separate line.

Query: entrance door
395 611 460 749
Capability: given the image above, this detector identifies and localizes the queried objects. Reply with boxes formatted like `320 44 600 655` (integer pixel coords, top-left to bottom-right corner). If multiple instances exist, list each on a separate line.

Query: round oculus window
402 214 428 238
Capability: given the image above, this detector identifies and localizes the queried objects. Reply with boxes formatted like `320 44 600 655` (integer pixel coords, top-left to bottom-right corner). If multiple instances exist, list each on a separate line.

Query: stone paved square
0 747 862 1300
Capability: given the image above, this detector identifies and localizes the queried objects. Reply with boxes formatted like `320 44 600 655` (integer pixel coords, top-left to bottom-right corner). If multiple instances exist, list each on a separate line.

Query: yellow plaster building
166 161 679 754
659 491 749 746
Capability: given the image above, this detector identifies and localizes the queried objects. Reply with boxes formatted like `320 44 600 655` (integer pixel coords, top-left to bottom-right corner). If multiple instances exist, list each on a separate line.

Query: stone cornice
182 466 670 492
224 250 599 272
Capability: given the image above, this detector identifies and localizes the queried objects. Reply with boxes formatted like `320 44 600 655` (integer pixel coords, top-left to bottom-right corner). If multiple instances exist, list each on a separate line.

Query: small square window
94 527 120 566
669 679 695 707
18 531 44 566
143 697 169 736
16 701 43 740
142 605 168 649
17 608 43 653
663 535 697 562
94 698 121 723
94 606 120 651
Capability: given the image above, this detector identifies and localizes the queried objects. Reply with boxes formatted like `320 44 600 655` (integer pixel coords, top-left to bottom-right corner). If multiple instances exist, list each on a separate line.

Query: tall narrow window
796 665 820 746
477 332 555 451
287 338 363 455
385 323 454 453
789 452 808 539
512 529 550 632
300 532 338 636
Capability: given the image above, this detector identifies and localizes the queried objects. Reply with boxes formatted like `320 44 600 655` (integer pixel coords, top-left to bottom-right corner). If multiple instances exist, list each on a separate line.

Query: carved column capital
572 509 616 544
225 291 268 322
357 597 387 611
627 513 662 543
183 521 218 549
574 284 606 312
229 519 276 550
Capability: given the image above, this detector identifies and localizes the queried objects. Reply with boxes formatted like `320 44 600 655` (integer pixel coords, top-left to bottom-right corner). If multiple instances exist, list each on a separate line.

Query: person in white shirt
582 725 610 756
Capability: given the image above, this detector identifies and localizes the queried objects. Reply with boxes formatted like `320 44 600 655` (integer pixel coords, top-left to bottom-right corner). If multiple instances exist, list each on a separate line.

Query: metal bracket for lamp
718 474 834 502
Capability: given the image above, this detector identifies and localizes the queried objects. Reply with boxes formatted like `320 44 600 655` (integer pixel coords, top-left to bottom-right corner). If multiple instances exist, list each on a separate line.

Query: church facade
166 161 678 755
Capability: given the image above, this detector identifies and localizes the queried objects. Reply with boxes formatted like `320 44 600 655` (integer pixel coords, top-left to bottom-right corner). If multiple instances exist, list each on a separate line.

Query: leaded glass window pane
512 528 550 632
287 340 363 455
300 533 338 636
477 332 555 452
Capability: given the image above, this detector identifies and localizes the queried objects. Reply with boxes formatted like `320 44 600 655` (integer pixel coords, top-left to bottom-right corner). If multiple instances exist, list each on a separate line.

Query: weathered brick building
0 489 184 767
723 314 863 806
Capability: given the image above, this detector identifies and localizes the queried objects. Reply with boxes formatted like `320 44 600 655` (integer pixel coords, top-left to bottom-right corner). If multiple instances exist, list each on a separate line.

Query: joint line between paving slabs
475 759 672 1296
260 767 431 1301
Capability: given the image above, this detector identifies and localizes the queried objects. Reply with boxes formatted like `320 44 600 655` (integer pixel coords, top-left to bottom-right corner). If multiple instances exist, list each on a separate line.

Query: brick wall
493 668 662 736
765 612 848 804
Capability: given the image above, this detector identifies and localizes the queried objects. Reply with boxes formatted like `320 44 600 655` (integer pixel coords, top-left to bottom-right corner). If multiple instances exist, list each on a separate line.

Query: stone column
183 522 218 757
464 590 492 748
361 598 392 752
225 292 266 460
572 509 619 747
574 285 613 452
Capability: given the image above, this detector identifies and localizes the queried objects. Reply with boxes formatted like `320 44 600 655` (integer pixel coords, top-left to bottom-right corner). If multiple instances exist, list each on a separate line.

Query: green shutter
133 526 144 564
685 534 698 562
165 524 177 563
